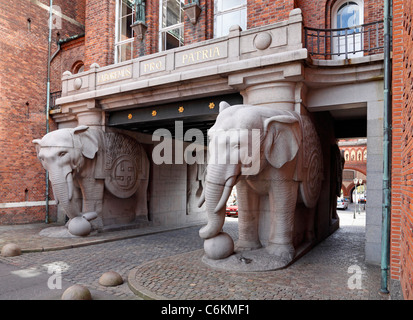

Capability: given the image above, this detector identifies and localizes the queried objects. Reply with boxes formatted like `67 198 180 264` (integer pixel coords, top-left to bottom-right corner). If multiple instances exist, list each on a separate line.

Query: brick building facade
391 0 413 300
0 0 84 224
2 0 412 299
338 139 367 201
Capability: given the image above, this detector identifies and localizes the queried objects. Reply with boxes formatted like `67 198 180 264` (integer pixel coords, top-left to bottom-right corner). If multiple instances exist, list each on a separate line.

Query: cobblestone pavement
0 210 394 300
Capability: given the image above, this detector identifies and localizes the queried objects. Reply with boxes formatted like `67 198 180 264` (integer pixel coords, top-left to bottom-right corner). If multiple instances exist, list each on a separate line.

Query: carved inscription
140 56 166 75
175 43 227 67
97 66 132 84
181 47 220 64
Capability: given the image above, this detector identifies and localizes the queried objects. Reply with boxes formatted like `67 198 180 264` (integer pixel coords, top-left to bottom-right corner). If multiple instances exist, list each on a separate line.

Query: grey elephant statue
33 126 149 235
199 102 323 271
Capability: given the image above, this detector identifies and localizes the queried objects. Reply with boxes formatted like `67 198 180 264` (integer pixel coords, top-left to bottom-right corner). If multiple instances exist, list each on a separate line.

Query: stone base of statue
202 240 313 272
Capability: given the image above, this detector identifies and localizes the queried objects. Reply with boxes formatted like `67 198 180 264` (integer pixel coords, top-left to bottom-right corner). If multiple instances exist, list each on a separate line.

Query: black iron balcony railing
50 91 61 110
304 20 384 60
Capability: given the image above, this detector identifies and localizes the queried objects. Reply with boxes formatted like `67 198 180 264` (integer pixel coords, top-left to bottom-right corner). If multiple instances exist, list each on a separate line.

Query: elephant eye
58 151 68 157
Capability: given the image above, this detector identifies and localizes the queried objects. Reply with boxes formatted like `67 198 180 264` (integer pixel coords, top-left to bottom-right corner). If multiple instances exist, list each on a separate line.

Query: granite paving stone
0 210 396 300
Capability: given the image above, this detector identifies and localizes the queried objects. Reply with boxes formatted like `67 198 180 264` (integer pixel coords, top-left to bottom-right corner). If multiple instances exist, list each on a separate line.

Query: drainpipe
45 0 53 224
380 0 392 294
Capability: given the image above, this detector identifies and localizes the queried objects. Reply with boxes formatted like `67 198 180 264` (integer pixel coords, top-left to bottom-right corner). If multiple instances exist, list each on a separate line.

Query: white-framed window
159 0 185 51
115 0 135 63
214 0 247 38
332 0 364 59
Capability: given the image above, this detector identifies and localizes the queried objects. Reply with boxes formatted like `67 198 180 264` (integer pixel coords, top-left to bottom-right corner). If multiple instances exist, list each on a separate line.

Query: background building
1 0 412 299
338 139 367 202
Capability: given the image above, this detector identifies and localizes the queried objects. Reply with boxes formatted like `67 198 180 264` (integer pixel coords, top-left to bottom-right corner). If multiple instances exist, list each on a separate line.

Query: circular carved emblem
300 149 323 209
105 155 140 199
103 133 144 199
254 32 272 50
74 78 83 90
299 116 323 209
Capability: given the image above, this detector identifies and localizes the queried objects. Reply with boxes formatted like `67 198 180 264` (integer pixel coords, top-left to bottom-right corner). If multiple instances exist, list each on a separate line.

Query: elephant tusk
197 189 205 208
213 175 238 214
66 172 73 201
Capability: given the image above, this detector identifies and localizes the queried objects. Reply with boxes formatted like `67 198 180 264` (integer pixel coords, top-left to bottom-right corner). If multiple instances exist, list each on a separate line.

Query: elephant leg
266 180 299 262
80 178 104 230
235 181 262 251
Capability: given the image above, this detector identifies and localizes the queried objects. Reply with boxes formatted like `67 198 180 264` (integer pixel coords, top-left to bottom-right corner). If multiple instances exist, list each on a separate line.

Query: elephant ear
73 126 99 159
263 114 302 169
32 139 42 156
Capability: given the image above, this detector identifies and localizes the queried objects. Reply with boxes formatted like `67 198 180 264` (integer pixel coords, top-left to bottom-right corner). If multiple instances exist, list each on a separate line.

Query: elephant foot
266 242 295 263
235 239 262 252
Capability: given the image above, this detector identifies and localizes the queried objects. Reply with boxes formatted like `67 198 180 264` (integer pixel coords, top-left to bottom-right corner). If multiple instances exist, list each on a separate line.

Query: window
159 0 185 51
115 0 136 63
214 0 247 38
332 0 364 59
336 2 361 32
72 61 84 74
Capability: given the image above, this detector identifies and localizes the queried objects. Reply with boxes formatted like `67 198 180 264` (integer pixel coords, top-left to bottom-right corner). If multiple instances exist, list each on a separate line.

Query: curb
19 223 206 254
127 250 204 300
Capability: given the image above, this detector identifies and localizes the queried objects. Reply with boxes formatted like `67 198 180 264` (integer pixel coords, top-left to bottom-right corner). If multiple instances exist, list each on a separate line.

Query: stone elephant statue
33 126 149 235
199 102 323 271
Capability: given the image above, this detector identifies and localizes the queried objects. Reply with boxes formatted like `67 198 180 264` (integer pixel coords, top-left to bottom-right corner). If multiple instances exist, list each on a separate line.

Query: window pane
217 0 246 12
161 0 184 28
161 26 184 50
121 0 133 17
337 3 359 29
117 0 134 42
119 15 133 41
116 42 133 63
216 8 246 37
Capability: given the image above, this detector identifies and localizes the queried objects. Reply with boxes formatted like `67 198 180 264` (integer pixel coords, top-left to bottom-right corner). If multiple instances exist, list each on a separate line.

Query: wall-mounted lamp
184 0 202 25
131 0 147 41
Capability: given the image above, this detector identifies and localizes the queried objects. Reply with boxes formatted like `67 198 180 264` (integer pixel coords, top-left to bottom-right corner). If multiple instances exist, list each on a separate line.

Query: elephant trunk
199 164 239 239
49 170 78 219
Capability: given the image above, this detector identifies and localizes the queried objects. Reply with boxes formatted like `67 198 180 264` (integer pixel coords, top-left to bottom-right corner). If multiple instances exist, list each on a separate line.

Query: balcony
49 91 62 110
304 20 384 60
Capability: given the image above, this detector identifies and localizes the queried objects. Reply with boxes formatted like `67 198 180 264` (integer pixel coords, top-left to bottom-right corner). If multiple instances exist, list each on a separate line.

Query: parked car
226 204 238 217
358 194 366 203
337 198 348 210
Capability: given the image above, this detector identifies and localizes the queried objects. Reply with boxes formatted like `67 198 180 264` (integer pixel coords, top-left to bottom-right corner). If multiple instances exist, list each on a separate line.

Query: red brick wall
183 0 214 46
391 0 413 300
135 0 160 57
51 37 86 93
91 0 299 63
84 0 116 69
0 0 83 224
247 0 294 29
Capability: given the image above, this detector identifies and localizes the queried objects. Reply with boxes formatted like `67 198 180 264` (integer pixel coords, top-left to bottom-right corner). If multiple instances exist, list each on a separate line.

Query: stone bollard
1 243 21 257
98 271 124 287
61 284 92 300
